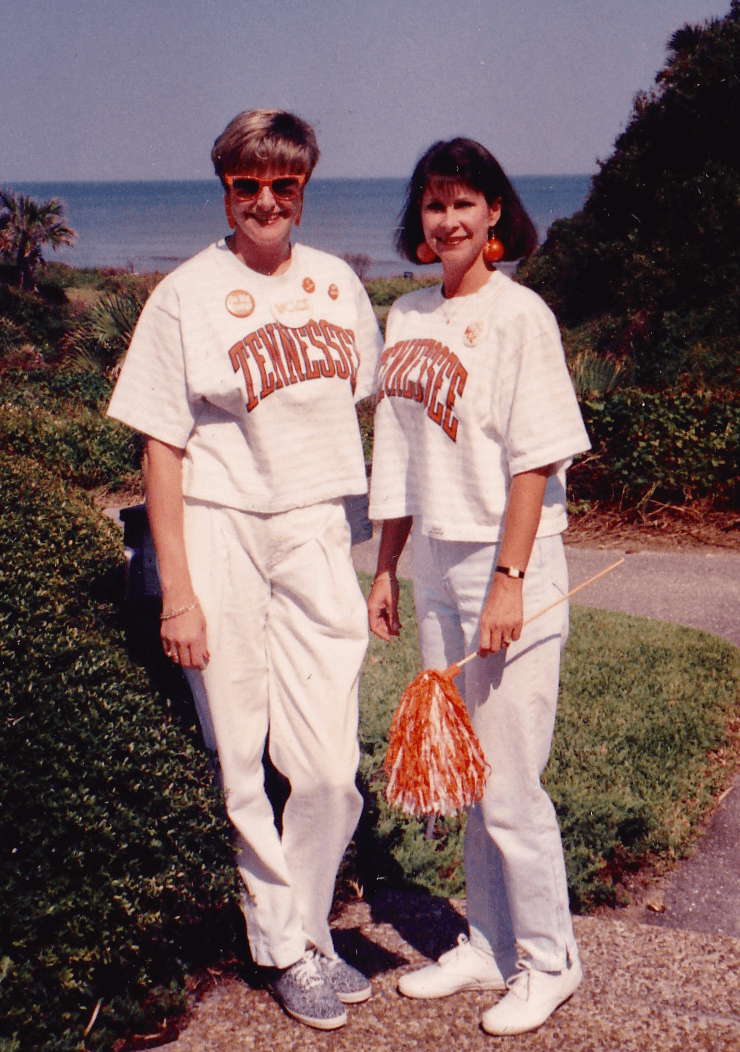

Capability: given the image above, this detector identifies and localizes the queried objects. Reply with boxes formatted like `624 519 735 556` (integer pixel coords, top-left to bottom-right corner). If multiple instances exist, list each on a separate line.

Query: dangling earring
224 196 236 230
295 210 301 228
483 227 505 267
416 241 437 264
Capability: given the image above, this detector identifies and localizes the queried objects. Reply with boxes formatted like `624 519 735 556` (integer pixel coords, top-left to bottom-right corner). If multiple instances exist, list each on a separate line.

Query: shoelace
438 933 472 964
289 950 324 990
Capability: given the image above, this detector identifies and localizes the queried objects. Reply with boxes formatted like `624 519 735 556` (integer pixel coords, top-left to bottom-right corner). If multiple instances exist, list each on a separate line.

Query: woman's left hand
478 575 523 656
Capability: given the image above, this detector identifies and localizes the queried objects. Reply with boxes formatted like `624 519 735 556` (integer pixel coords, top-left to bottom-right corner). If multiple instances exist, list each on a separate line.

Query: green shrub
0 368 142 491
0 454 238 1051
573 388 740 507
0 282 69 359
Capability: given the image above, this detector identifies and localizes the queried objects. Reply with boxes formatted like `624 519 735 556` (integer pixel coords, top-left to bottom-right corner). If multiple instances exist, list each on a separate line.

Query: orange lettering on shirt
257 326 291 388
441 362 467 441
273 324 306 383
228 339 259 412
241 332 276 399
427 355 453 425
321 321 355 384
290 326 322 380
384 341 414 396
304 320 336 379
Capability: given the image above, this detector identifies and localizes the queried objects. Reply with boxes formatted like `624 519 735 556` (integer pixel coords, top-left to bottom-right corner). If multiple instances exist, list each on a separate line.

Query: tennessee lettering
228 320 359 411
377 338 467 441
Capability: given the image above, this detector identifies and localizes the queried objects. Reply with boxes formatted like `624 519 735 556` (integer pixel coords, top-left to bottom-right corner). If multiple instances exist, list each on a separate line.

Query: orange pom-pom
384 668 490 817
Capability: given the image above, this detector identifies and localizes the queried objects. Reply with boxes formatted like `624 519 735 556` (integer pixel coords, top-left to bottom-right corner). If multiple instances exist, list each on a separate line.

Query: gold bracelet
160 598 199 621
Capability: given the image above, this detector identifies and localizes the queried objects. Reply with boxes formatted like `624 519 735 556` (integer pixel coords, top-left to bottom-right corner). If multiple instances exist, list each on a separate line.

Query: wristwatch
495 565 525 579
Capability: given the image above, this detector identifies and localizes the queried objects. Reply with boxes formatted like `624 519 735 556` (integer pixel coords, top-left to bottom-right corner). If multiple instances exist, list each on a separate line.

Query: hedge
573 388 740 508
0 453 239 1052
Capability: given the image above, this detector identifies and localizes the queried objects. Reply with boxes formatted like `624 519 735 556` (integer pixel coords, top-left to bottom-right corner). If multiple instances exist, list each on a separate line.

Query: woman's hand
478 575 523 656
161 599 210 670
368 571 401 641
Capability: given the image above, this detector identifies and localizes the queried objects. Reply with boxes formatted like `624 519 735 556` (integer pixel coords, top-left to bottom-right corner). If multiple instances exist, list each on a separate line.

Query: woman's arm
478 465 552 656
145 437 209 670
367 515 412 641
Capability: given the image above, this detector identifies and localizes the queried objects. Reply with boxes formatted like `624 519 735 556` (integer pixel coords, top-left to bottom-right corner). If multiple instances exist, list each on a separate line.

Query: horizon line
4 172 595 185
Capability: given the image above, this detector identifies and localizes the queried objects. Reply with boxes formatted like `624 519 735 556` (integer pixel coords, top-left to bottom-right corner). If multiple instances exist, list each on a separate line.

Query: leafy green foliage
0 281 70 363
573 388 740 507
0 369 142 491
353 575 740 912
519 1 740 389
0 454 239 1051
63 289 146 373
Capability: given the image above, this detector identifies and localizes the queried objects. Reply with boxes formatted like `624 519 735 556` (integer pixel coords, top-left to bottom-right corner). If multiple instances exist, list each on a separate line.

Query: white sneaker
398 934 507 999
481 959 582 1035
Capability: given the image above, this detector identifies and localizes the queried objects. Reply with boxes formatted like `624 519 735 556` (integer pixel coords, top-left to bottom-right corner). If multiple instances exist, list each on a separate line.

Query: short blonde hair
211 109 320 187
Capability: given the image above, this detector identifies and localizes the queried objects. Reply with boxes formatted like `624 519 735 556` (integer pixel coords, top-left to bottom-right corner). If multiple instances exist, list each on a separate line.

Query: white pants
412 532 577 975
183 498 367 968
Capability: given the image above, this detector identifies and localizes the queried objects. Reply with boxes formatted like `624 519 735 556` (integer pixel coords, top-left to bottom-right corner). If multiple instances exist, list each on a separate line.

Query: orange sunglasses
224 173 306 201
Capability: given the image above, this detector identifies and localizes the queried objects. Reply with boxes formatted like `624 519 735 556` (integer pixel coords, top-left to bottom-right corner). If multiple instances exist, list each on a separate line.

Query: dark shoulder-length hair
395 138 538 265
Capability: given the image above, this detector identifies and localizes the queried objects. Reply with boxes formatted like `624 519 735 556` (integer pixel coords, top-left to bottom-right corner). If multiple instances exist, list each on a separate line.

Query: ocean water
9 175 592 278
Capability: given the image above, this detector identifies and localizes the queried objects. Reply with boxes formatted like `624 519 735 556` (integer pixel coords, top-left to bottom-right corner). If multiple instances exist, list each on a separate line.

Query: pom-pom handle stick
445 557 626 679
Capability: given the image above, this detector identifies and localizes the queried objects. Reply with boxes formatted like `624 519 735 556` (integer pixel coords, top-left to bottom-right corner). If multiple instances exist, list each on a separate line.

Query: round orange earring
416 241 437 264
224 196 236 230
483 229 505 266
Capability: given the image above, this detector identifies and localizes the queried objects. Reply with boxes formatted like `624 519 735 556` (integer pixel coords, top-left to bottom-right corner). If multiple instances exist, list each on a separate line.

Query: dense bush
0 369 141 492
519 1 740 389
572 388 740 508
0 281 69 363
0 454 239 1051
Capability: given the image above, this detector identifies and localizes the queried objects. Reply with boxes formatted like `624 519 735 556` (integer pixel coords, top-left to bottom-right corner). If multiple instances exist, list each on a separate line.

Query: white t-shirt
108 241 382 514
368 271 590 542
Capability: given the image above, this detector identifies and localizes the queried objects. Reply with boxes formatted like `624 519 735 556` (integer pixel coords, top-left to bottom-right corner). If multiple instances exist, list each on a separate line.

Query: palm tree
0 189 76 291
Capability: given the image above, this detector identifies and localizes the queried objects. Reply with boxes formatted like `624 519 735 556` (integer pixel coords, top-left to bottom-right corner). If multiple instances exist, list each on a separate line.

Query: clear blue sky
1 0 732 181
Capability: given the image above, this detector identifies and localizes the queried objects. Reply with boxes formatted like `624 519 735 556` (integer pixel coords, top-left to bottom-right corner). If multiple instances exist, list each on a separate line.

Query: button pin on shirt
225 290 256 318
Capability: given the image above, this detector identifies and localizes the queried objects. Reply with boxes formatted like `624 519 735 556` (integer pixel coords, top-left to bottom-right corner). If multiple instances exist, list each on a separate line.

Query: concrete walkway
149 536 740 1051
351 532 740 648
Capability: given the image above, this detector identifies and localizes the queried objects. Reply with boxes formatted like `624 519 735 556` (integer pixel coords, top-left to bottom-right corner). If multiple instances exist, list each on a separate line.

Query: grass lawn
355 573 740 911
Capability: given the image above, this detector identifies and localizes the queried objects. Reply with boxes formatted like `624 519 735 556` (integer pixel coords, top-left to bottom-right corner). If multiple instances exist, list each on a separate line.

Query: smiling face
420 178 501 293
225 166 305 271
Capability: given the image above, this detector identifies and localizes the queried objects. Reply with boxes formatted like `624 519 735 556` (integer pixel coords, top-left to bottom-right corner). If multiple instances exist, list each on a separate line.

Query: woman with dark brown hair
368 138 590 1036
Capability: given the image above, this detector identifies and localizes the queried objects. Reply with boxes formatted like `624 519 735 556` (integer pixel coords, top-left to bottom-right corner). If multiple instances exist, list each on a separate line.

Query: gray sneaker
320 952 372 1003
268 950 348 1030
